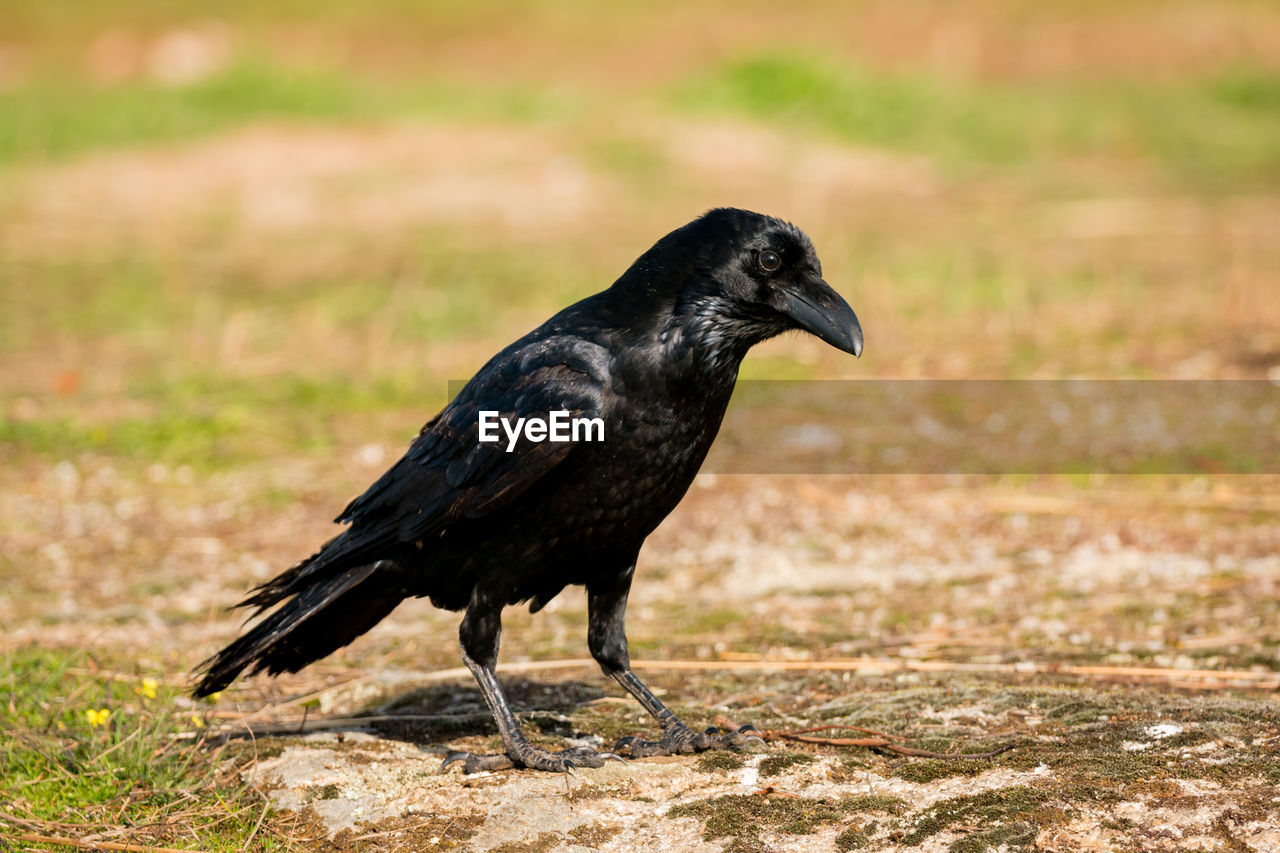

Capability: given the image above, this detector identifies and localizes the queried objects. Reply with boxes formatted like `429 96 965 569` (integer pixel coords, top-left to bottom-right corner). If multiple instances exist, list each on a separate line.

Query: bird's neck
660 294 783 381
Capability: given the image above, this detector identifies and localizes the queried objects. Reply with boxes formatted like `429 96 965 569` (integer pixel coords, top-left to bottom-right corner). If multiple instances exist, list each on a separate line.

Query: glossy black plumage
194 208 862 771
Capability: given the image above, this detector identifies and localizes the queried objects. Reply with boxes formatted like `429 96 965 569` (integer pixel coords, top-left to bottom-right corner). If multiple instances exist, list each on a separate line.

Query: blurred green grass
3 243 597 352
0 375 438 470
675 54 1280 187
3 52 1278 188
0 62 576 165
1 0 1278 471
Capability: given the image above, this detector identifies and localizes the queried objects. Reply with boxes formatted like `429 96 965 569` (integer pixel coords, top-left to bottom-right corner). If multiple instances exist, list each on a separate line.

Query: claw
439 751 468 774
601 752 627 764
703 726 722 736
562 760 579 778
741 735 767 750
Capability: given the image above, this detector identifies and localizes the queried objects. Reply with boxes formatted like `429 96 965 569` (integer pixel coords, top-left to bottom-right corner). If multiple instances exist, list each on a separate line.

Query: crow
194 207 863 773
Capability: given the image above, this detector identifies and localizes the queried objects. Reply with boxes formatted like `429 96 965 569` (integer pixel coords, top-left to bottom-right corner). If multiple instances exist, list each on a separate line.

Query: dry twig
722 721 1017 760
0 832 212 853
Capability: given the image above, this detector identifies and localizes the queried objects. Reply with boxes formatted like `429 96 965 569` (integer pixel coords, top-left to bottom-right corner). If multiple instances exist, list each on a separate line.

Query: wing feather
299 336 610 580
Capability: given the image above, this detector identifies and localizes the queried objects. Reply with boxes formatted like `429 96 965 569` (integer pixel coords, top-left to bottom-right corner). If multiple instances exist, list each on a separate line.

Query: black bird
194 208 863 773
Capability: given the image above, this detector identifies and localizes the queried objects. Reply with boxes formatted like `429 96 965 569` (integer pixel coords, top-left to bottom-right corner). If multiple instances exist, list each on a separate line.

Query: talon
703 726 722 736
737 724 760 734
601 752 627 764
439 751 467 774
562 760 578 777
614 736 639 754
741 735 767 750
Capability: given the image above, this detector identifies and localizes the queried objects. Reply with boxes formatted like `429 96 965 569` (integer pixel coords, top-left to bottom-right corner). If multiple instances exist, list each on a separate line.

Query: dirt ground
6 462 1279 851
3 2 1279 849
3 126 1279 844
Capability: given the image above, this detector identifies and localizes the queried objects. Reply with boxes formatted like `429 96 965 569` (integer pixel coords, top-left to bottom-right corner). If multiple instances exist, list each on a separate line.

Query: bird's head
635 208 863 370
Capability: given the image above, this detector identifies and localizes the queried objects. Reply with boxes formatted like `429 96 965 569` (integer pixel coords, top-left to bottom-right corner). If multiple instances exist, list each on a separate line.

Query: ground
1 1 1279 851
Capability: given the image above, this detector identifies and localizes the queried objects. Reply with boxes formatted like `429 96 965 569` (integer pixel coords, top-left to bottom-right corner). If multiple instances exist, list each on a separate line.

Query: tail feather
238 533 344 615
193 559 400 697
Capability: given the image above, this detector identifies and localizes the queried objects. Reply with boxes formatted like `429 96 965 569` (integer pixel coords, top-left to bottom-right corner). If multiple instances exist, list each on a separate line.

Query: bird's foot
615 723 765 758
440 744 625 775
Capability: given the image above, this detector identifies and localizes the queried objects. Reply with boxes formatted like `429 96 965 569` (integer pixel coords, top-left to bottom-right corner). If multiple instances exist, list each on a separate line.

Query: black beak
779 283 864 358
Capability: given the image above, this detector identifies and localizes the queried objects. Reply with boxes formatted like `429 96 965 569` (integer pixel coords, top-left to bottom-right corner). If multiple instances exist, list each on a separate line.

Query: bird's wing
235 335 612 612
333 335 611 553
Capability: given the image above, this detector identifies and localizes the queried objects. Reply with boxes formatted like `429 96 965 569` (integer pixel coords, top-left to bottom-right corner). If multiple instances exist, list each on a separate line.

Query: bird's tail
192 551 402 698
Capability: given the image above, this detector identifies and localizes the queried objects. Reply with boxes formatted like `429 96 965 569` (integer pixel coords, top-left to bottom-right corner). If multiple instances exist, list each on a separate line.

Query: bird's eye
758 250 782 273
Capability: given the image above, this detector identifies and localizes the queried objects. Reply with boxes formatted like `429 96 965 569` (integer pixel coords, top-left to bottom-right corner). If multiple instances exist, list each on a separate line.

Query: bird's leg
588 570 764 758
440 594 622 774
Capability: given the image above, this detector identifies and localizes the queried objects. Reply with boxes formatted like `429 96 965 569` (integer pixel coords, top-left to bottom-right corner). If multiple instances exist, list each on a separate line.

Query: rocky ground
10 464 1276 851
225 660 1280 852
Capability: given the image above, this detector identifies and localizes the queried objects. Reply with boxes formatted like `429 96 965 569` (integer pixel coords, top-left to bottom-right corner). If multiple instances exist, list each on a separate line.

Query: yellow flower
190 714 206 729
135 678 158 699
85 708 110 728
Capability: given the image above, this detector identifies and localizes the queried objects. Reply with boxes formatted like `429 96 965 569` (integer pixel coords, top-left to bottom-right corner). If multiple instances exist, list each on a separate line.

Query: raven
194 208 863 772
